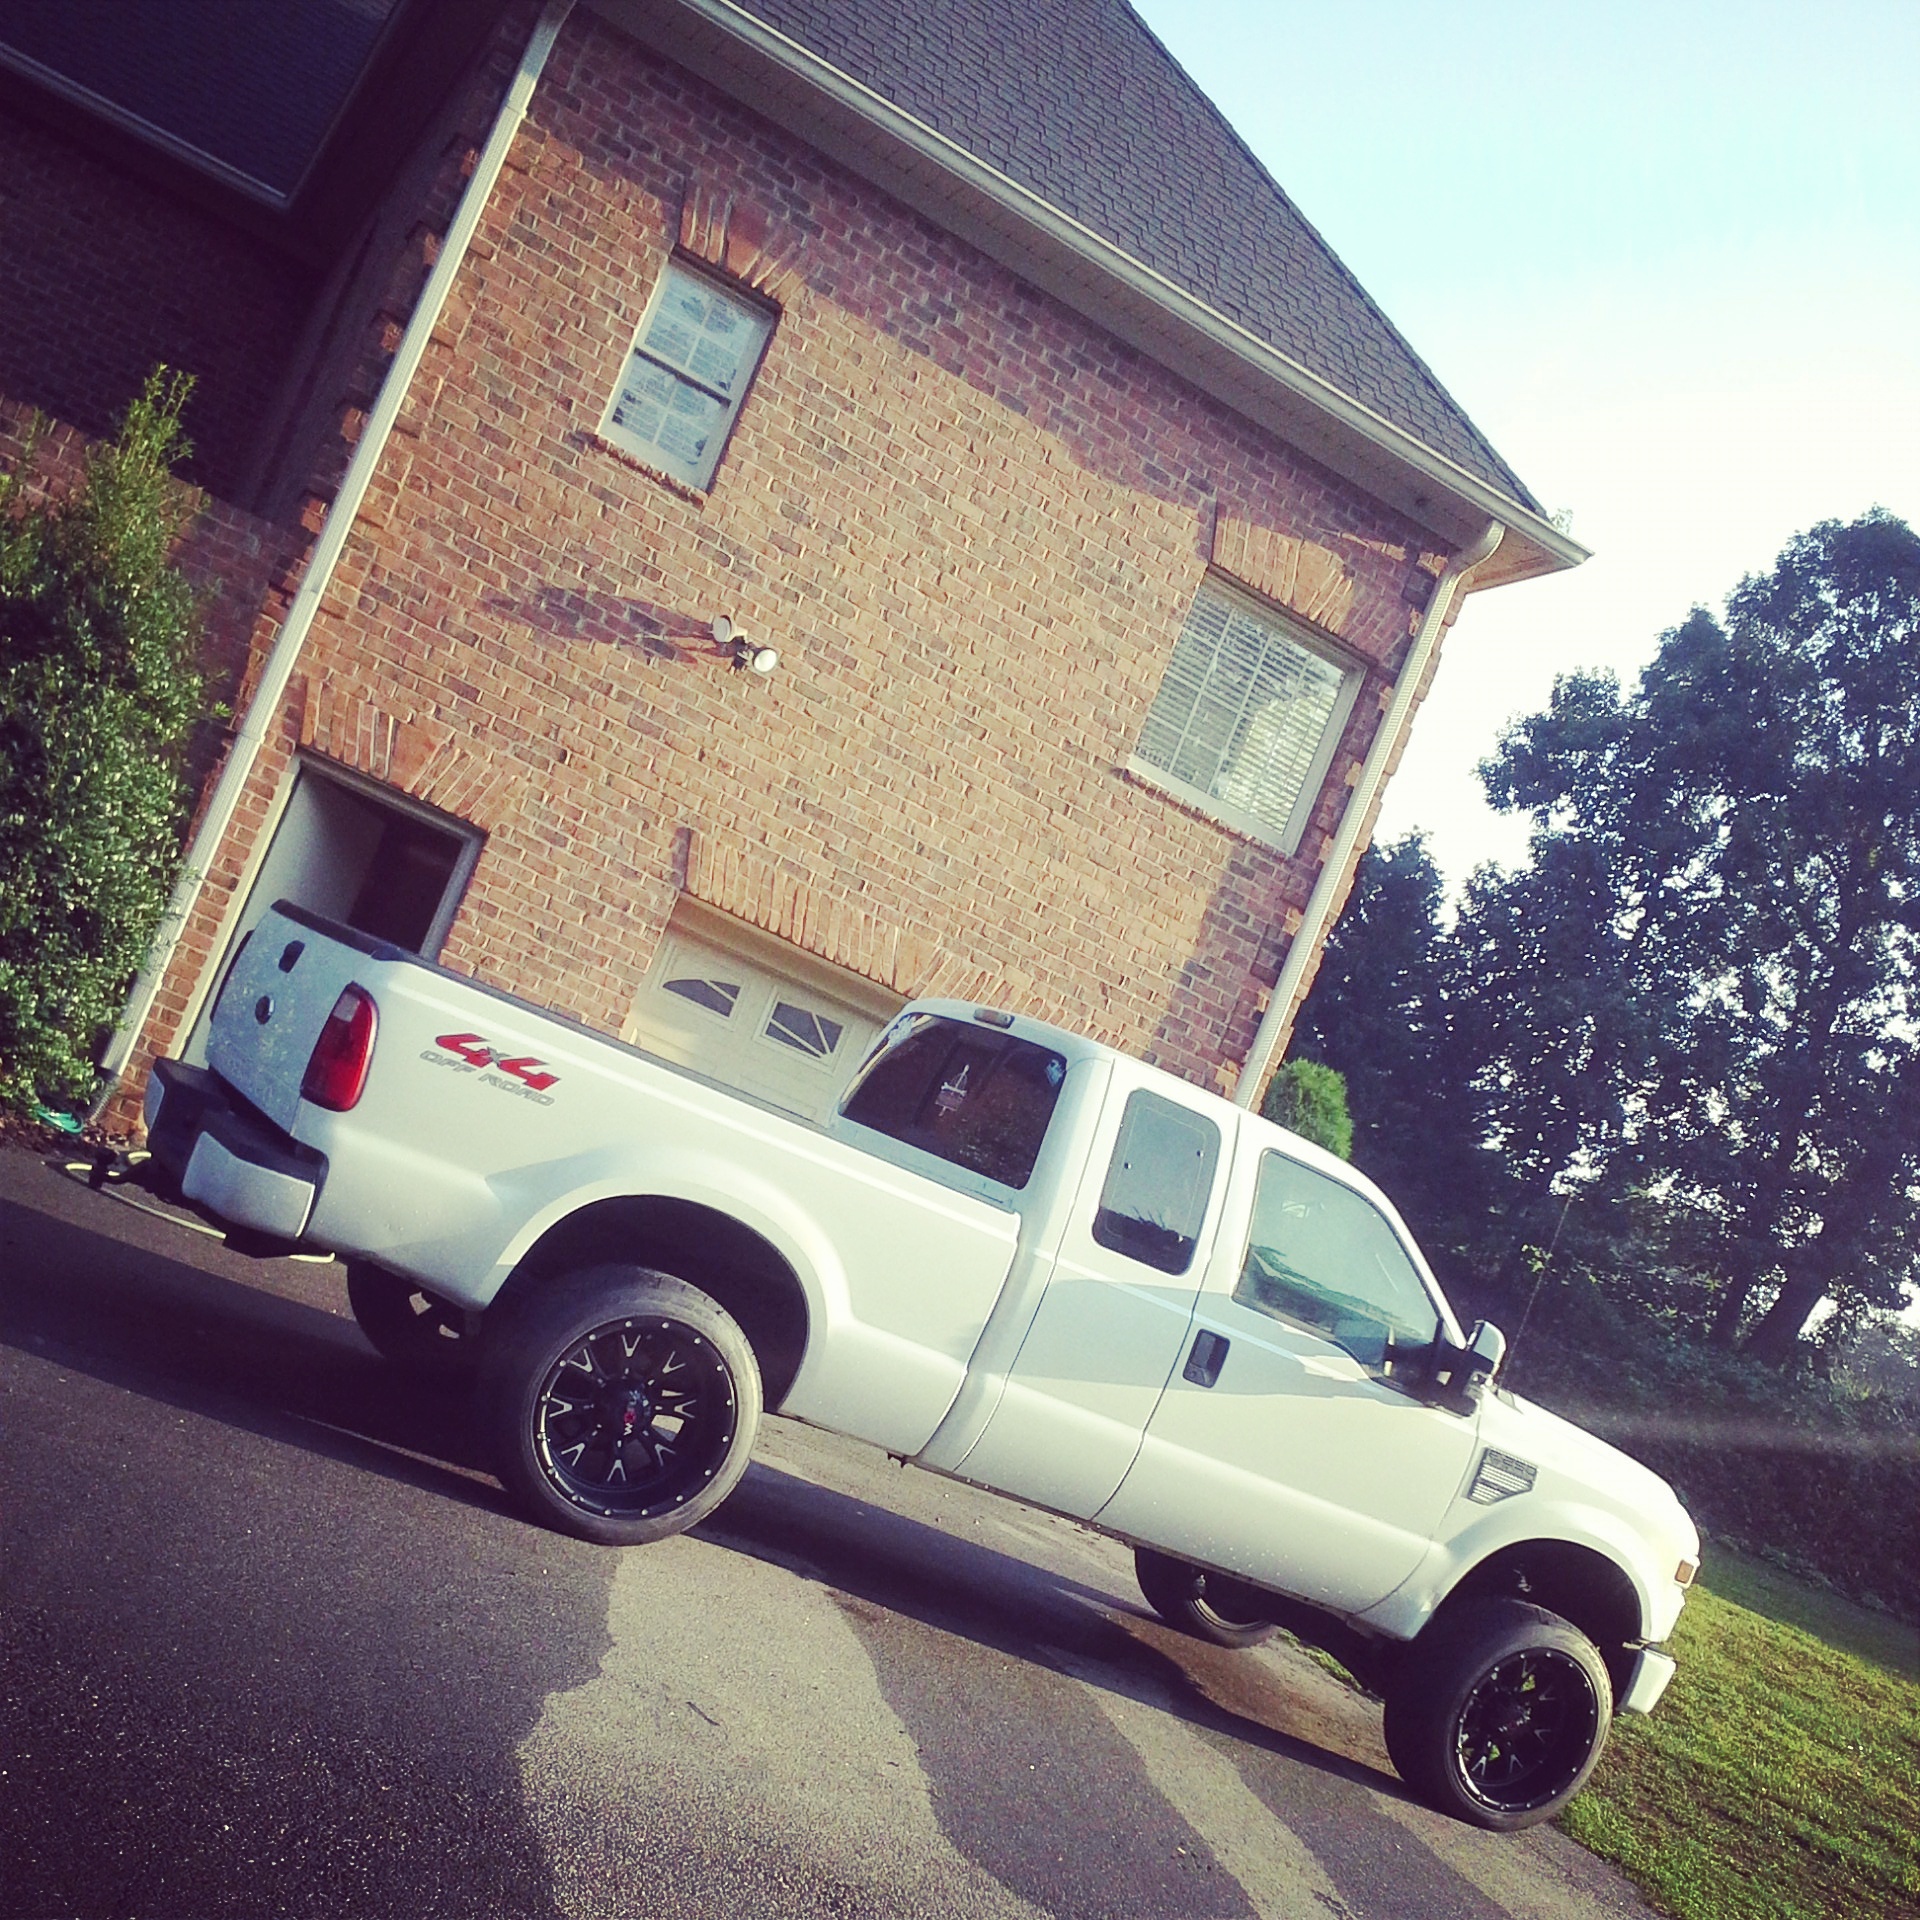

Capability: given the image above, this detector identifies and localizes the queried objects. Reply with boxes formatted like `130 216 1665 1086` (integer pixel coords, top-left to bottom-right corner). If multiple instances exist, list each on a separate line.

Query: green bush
0 371 207 1113
1260 1057 1353 1160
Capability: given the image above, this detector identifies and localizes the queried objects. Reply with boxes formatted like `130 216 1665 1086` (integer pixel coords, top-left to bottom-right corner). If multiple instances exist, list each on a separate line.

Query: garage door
625 903 903 1122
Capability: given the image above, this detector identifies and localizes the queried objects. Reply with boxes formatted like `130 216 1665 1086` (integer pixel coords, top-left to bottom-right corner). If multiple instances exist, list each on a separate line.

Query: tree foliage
0 371 207 1112
1480 510 1920 1362
1258 1057 1352 1160
1294 511 1920 1372
1289 834 1486 1263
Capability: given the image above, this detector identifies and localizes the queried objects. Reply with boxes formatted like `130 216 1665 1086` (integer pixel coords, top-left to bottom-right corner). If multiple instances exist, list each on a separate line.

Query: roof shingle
733 0 1538 508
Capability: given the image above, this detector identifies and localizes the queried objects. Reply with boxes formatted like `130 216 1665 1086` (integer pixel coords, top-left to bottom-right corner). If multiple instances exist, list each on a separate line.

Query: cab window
839 1015 1066 1189
1092 1090 1220 1274
1232 1151 1439 1378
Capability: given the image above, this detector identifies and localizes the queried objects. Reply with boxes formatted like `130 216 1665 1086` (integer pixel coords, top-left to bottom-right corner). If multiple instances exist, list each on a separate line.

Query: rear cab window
1092 1089 1221 1274
838 1014 1068 1194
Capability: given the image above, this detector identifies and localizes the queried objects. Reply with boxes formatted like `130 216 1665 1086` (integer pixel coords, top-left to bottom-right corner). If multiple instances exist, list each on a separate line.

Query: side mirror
1425 1319 1506 1412
1462 1320 1507 1386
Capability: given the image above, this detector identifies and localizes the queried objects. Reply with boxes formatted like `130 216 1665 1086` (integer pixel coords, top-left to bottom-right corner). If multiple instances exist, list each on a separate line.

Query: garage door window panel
662 975 742 1020
766 1000 843 1061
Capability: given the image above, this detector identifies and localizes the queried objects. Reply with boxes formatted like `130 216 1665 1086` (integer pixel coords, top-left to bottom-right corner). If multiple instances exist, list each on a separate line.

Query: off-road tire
478 1264 761 1547
1134 1547 1280 1649
1383 1598 1612 1829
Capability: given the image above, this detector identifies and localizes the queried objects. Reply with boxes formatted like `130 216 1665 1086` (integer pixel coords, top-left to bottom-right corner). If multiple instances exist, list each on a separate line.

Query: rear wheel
1383 1599 1612 1829
1134 1547 1280 1648
347 1263 471 1374
478 1264 761 1546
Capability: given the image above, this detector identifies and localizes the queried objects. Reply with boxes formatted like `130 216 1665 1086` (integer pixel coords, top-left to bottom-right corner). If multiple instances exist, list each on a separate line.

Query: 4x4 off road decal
422 1031 560 1105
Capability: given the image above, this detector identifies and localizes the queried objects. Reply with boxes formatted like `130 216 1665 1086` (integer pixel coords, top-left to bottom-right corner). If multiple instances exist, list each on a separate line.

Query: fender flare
1360 1498 1673 1646
475 1141 850 1332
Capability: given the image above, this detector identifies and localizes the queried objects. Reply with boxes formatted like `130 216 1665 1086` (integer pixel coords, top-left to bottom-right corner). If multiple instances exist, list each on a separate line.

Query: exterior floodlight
711 614 777 675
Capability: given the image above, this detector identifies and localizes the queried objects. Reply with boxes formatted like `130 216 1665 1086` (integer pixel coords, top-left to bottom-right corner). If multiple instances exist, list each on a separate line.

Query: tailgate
206 906 372 1132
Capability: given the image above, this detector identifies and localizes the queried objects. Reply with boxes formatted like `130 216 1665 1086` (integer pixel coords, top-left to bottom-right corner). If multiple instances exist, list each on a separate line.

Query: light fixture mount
713 614 777 676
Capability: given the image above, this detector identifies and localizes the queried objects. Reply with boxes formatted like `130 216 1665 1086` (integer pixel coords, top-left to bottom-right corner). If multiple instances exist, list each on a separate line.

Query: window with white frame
1131 580 1360 854
600 259 775 489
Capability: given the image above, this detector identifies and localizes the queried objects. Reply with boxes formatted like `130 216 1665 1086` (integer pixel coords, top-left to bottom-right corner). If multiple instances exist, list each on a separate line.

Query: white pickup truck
142 902 1698 1830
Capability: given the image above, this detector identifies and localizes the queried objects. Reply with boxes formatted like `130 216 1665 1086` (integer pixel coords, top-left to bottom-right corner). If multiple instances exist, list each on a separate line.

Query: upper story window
600 260 775 490
1131 581 1360 854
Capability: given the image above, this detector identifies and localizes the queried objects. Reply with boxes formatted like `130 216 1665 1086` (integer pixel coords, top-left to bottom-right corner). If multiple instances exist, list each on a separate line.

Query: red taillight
302 986 378 1111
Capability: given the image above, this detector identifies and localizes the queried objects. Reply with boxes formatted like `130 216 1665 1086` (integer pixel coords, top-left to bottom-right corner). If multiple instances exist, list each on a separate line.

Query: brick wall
0 112 316 507
136 7 1458 1104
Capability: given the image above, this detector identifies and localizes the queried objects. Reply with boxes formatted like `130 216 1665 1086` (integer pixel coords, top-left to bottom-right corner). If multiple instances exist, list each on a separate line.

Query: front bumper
145 1060 327 1241
1620 1646 1677 1715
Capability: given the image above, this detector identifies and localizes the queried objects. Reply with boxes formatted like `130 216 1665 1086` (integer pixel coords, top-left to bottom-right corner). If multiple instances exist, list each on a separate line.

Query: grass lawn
1561 1548 1920 1920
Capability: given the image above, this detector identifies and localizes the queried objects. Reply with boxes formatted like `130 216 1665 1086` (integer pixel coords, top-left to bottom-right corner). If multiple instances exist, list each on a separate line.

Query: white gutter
1234 518 1506 1110
91 0 576 1112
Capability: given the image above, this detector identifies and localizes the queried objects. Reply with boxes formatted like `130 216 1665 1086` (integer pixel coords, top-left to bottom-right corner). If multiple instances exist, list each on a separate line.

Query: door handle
1183 1329 1229 1388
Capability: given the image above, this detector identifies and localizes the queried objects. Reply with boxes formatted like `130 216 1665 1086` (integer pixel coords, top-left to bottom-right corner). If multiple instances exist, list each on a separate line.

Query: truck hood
1478 1387 1700 1567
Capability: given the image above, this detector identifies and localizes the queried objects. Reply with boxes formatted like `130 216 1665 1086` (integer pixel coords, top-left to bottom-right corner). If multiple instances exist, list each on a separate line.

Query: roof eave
587 0 1588 586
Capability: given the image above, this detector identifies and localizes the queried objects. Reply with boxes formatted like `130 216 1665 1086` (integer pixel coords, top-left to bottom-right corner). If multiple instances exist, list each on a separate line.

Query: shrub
1261 1057 1353 1160
0 371 207 1113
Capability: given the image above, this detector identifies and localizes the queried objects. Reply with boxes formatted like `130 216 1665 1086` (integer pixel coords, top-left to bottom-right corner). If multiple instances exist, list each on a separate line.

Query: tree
1259 1057 1352 1159
0 371 207 1112
1289 834 1494 1275
1480 511 1920 1364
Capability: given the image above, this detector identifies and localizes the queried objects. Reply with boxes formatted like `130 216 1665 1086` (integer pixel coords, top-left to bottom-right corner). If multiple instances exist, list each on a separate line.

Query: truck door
951 1075 1229 1517
1096 1132 1479 1615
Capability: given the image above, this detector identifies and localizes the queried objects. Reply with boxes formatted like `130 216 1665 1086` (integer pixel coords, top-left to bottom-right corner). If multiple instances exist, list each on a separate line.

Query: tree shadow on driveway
703 1453 1407 1807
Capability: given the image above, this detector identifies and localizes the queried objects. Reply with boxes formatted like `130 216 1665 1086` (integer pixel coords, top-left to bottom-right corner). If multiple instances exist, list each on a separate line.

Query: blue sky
1132 0 1920 883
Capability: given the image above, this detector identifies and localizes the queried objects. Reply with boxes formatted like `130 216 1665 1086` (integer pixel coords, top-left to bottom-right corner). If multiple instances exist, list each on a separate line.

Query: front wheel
1383 1599 1612 1829
477 1264 761 1547
1134 1547 1280 1648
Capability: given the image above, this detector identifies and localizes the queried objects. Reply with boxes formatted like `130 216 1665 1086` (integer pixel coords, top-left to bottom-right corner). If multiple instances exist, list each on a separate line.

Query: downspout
91 0 575 1115
1233 517 1505 1110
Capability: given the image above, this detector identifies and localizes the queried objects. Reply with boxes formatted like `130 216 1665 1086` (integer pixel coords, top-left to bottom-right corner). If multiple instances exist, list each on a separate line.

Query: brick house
0 0 1581 1128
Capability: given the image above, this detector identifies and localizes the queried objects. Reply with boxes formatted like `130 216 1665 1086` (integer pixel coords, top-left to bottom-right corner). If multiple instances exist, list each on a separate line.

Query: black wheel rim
1452 1648 1602 1815
532 1315 738 1520
1192 1574 1271 1633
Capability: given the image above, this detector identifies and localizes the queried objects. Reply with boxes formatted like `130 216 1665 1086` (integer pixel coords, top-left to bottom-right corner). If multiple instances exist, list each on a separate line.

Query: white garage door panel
627 915 900 1123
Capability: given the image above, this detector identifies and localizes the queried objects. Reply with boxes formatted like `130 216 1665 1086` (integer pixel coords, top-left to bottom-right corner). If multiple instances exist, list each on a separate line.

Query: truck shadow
704 1458 1404 1804
3 1156 1407 1808
0 1160 504 1519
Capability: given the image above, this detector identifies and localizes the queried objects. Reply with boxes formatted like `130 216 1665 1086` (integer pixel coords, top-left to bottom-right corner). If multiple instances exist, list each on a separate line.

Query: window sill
583 432 711 505
1121 761 1310 860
